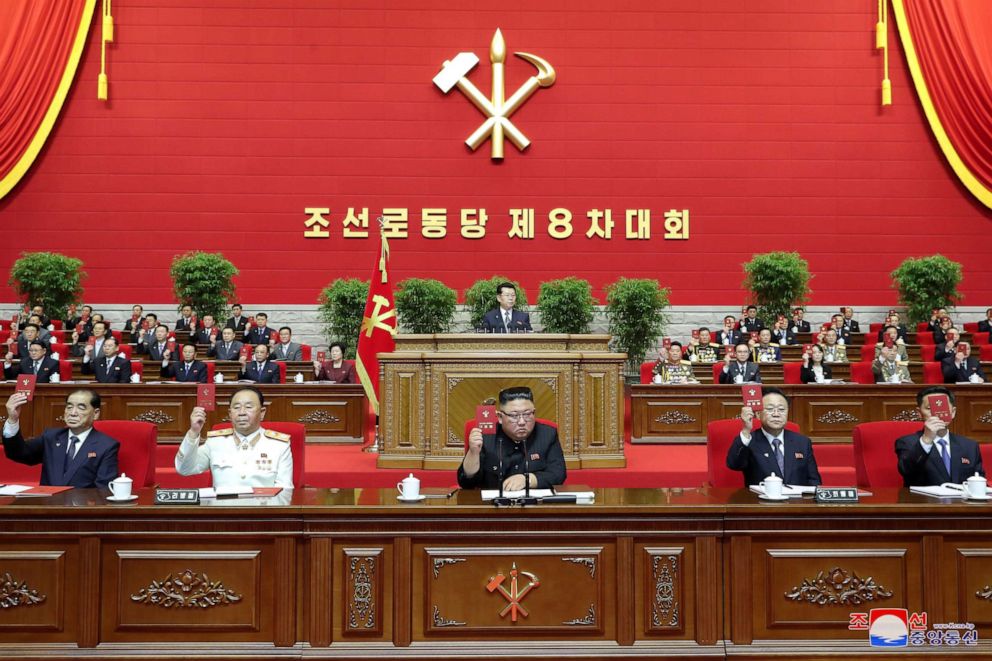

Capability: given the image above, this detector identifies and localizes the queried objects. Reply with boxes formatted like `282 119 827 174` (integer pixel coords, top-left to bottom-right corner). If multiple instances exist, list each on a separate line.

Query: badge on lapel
530 453 540 460
87 452 97 458
794 452 804 459
962 457 971 465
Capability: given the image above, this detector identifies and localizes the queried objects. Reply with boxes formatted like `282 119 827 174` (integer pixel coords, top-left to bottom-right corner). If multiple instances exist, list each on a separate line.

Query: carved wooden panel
805 401 864 436
950 545 992 627
643 401 705 437
415 545 612 640
101 544 275 643
286 399 348 434
123 401 187 436
0 549 68 639
750 543 920 640
636 546 687 637
332 544 392 642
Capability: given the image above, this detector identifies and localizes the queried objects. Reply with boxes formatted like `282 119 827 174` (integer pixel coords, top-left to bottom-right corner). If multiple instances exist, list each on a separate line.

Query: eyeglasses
499 410 535 422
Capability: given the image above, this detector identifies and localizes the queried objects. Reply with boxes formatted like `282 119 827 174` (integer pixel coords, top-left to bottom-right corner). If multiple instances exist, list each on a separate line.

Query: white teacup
294 372 304 383
965 475 987 498
109 473 133 499
50 373 60 383
129 373 141 383
214 372 224 383
397 473 420 499
760 474 784 498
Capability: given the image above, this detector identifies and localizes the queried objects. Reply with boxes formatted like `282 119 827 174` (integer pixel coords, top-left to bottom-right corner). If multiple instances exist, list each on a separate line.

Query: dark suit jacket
771 329 795 345
122 318 145 335
481 308 532 333
193 328 220 344
81 355 132 383
715 329 743 346
4 356 60 382
240 360 280 383
208 340 243 361
2 427 120 488
790 320 811 333
140 341 171 361
843 319 860 333
457 422 566 489
896 431 984 487
719 361 761 384
726 428 822 486
243 327 275 346
800 363 833 384
225 316 249 333
877 325 908 342
979 319 992 333
942 357 986 383
175 317 198 333
162 359 209 383
739 317 764 333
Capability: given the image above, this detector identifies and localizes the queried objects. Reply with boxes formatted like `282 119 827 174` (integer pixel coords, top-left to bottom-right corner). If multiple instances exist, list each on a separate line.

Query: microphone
518 435 537 506
493 434 511 507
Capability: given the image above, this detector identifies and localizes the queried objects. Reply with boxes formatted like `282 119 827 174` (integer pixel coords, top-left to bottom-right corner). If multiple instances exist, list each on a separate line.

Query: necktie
504 311 511 329
33 361 40 374
772 438 785 476
185 363 191 376
938 439 951 476
66 434 79 459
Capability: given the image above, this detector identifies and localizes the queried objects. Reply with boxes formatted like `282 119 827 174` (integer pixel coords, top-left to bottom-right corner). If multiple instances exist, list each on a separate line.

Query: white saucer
963 493 991 501
397 495 426 502
758 493 789 501
107 494 139 502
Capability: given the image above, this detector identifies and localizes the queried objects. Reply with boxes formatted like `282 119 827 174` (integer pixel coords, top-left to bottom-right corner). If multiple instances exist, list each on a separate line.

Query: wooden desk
0 384 366 443
631 383 992 444
378 334 626 470
0 488 988 659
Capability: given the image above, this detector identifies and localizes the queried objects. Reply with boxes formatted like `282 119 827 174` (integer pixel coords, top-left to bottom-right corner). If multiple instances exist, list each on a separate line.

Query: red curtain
894 0 992 208
0 0 92 199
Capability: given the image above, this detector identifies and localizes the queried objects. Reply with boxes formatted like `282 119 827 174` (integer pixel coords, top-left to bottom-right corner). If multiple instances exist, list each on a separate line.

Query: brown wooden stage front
632 383 992 444
0 487 989 659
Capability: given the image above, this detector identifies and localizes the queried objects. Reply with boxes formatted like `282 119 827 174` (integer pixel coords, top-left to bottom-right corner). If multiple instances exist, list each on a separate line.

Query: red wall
1 0 990 305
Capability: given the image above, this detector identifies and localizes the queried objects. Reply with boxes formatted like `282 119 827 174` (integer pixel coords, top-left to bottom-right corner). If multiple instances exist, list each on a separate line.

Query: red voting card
883 335 895 348
166 338 176 352
269 328 277 340
86 336 96 347
210 327 218 338
749 331 758 342
888 309 896 315
476 405 498 434
957 342 968 354
742 385 763 411
820 323 831 332
239 345 252 360
190 315 197 327
662 337 671 349
316 351 326 362
724 345 733 357
76 323 84 334
803 344 813 355
16 374 37 401
691 329 700 340
928 393 953 423
197 383 216 411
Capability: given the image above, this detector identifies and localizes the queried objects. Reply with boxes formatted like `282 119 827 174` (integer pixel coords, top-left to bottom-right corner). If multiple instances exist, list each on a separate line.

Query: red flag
356 221 397 415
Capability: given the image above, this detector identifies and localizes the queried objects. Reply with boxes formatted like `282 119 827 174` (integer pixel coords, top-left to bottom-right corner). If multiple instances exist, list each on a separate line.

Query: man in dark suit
941 342 986 383
719 343 761 384
2 389 119 488
790 307 811 334
193 314 220 344
896 386 984 487
122 304 145 335
978 308 992 334
715 315 743 347
927 308 949 333
175 304 199 334
829 314 852 345
480 282 532 333
726 386 822 487
271 327 303 361
243 312 277 346
458 386 566 490
161 344 209 383
13 323 47 359
81 337 132 383
739 306 763 334
71 320 111 357
139 325 171 360
239 344 280 383
770 317 796 346
3 341 60 382
841 306 860 333
224 303 249 333
208 327 243 360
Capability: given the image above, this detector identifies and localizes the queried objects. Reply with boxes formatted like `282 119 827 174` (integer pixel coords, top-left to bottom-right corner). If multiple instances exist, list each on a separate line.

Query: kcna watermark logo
849 608 978 647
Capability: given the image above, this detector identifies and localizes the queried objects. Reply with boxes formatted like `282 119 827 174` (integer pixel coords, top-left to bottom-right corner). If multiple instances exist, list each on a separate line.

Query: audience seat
110 330 123 342
117 344 133 359
49 330 66 342
918 344 937 362
869 323 884 334
711 362 724 383
206 361 216 382
211 421 307 488
93 420 157 487
852 421 922 488
972 332 989 346
916 322 930 332
0 330 8 344
48 342 69 359
963 322 979 333
50 320 63 330
131 360 143 381
300 344 312 361
277 362 287 383
782 362 801 384
916 332 935 345
640 362 655 384
59 360 73 381
922 361 944 384
849 361 875 384
982 345 992 362
860 343 876 362
706 418 800 488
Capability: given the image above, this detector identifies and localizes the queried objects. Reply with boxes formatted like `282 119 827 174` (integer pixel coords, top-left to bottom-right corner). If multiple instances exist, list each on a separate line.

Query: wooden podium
377 334 626 469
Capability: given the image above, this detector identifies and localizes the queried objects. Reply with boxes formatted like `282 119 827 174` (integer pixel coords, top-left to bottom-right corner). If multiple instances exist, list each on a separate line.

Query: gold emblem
434 29 555 160
486 562 539 622
361 295 397 338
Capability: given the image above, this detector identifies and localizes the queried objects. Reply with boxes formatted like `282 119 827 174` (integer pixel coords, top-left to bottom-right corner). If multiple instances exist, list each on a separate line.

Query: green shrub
536 277 596 333
318 278 369 357
8 252 86 320
170 252 238 320
891 255 963 323
395 278 457 333
742 252 812 323
604 278 669 370
463 276 529 330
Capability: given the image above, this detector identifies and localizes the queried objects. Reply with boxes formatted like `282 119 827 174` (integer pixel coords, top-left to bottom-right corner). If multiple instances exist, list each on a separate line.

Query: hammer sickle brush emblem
433 29 556 160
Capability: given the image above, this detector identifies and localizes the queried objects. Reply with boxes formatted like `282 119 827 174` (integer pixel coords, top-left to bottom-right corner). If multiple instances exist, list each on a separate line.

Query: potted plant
742 251 812 323
604 277 669 372
464 276 529 330
8 252 86 320
318 278 369 358
536 277 596 333
170 252 238 320
395 278 457 333
891 254 963 323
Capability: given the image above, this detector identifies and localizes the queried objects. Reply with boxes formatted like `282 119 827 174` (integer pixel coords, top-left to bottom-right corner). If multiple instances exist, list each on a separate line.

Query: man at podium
481 282 532 333
458 387 565 490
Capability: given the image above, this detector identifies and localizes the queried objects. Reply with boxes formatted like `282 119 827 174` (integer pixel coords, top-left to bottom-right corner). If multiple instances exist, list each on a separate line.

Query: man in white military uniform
175 386 294 489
